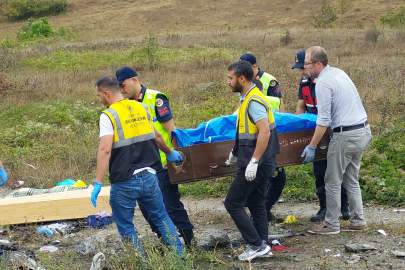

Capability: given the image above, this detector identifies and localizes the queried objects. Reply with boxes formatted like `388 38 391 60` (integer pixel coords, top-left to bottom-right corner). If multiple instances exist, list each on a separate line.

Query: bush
311 0 337 29
378 3 405 28
353 19 364 29
365 26 382 43
1 0 68 20
0 36 15 48
16 17 55 41
280 30 293 45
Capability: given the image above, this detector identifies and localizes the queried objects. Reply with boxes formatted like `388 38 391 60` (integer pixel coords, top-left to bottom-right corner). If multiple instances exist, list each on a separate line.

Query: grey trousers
324 125 372 229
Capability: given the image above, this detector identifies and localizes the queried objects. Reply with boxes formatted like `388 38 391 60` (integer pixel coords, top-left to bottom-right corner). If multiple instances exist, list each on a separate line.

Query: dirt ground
2 187 405 269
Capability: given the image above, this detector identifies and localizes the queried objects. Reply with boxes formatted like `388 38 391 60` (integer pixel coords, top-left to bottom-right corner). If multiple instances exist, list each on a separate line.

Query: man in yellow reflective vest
115 67 194 247
91 75 184 257
224 60 280 261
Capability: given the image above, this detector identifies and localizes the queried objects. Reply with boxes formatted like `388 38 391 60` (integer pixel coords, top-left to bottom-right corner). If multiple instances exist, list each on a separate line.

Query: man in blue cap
293 50 350 222
240 53 286 223
115 67 194 247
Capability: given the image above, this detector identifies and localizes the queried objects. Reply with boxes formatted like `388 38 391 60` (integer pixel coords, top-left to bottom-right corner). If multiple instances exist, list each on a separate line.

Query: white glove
245 160 258 181
225 151 237 166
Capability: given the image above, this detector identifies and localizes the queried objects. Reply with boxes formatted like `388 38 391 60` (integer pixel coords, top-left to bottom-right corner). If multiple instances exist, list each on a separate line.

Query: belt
134 169 150 178
333 121 368 133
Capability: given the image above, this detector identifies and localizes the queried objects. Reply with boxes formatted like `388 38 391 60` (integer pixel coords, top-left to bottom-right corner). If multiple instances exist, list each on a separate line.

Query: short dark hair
95 75 120 92
307 46 328 66
252 79 263 91
228 60 253 81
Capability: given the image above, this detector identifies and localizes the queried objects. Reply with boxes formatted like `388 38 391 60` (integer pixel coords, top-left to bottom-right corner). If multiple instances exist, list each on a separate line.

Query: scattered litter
95 210 112 219
53 240 61 244
268 233 294 239
391 250 405 257
27 164 37 169
347 254 361 264
86 215 113 229
271 240 281 246
271 245 293 253
332 253 341 257
378 229 387 236
37 227 54 237
282 215 298 224
277 198 284 203
0 239 10 244
383 218 390 220
324 248 331 253
90 252 105 270
56 179 76 186
9 251 45 270
345 243 376 252
40 245 58 253
76 235 106 255
227 255 232 258
394 209 405 212
15 180 24 187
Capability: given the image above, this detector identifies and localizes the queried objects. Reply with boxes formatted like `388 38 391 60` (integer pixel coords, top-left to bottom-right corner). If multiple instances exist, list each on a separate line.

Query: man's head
115 67 141 99
228 60 253 93
292 50 310 78
252 78 263 92
240 53 259 77
304 46 328 78
95 75 121 108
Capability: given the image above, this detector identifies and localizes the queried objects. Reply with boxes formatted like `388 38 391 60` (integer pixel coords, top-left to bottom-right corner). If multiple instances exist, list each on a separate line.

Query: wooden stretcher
168 128 332 184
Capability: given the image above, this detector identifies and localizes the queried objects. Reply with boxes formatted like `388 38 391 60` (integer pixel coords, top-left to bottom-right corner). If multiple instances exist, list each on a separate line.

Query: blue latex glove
0 167 7 187
301 145 317 164
91 180 102 207
166 149 183 163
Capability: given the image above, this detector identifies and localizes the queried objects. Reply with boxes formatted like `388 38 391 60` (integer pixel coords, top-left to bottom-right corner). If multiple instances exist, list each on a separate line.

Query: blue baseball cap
292 50 305 69
239 54 256 65
116 67 138 85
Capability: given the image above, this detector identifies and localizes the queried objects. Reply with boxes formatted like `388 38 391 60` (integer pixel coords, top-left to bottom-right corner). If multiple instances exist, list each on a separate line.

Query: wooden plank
0 187 111 225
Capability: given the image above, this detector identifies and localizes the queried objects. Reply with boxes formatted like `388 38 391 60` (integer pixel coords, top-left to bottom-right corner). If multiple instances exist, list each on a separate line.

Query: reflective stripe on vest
103 101 154 149
143 89 173 167
259 72 278 96
233 95 280 115
302 85 317 108
237 87 276 140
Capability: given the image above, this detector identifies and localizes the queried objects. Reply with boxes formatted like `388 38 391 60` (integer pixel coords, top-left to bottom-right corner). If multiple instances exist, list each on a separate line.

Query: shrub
1 0 68 21
16 17 55 41
0 36 15 48
378 3 405 28
280 30 293 45
311 0 337 29
353 19 364 29
365 26 382 43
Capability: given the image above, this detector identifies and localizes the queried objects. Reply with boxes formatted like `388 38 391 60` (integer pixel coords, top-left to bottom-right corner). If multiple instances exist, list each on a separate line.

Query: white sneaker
238 242 271 261
258 240 273 257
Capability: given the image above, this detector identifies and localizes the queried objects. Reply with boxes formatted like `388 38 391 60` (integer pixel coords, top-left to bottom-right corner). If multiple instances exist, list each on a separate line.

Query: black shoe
341 193 351 220
268 211 284 223
311 195 326 222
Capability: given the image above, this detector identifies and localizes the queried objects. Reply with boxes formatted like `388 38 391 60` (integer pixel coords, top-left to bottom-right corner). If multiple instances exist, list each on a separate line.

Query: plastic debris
324 248 331 253
282 215 298 224
268 233 294 239
277 198 284 203
271 240 281 246
0 239 10 244
271 245 293 253
377 229 387 236
393 209 405 212
27 164 37 169
9 251 45 270
72 180 86 187
90 252 106 270
332 253 341 257
40 245 58 253
37 227 54 237
95 210 112 219
15 180 24 187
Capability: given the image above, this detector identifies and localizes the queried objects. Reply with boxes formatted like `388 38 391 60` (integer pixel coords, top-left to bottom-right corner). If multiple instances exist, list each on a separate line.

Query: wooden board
0 187 111 225
168 128 333 184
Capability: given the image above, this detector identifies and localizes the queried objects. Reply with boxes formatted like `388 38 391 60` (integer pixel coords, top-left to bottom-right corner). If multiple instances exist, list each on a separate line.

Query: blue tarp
173 113 318 147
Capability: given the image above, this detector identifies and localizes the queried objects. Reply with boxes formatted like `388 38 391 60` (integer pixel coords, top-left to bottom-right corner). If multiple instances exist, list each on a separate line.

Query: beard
231 81 243 93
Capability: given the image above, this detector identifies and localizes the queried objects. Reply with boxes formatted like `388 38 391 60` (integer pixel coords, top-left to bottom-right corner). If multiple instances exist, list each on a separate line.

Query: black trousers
138 170 194 237
224 158 277 246
264 167 286 209
313 159 347 196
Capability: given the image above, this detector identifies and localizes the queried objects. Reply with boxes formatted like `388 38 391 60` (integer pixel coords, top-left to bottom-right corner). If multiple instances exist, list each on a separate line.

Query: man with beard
293 50 350 222
224 60 280 261
301 46 372 235
115 67 194 247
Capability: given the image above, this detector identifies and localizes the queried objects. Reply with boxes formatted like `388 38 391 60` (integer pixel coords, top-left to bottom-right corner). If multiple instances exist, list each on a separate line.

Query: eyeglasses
304 61 317 66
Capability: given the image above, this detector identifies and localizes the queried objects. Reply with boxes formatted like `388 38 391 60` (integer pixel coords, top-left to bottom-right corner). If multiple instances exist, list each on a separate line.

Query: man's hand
224 151 237 166
166 149 183 163
301 145 317 164
0 167 7 187
91 181 102 207
245 161 258 181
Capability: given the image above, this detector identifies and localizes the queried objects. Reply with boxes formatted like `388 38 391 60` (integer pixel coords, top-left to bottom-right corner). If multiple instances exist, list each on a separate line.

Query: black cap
239 54 256 65
116 67 138 85
292 50 305 69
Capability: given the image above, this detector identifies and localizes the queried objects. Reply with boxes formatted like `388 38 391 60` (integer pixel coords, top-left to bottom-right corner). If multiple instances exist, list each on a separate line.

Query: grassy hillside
0 0 404 40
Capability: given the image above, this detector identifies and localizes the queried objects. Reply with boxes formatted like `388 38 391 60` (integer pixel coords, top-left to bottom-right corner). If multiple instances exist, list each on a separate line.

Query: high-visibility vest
233 95 280 115
233 87 280 167
142 89 173 168
102 100 162 183
258 72 278 96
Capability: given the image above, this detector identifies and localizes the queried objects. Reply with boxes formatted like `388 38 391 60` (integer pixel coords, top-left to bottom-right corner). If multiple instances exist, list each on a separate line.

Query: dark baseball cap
116 67 138 85
292 50 305 69
239 54 256 65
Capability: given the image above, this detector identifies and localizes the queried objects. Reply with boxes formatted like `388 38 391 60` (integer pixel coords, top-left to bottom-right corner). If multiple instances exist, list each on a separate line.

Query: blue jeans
109 172 183 256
